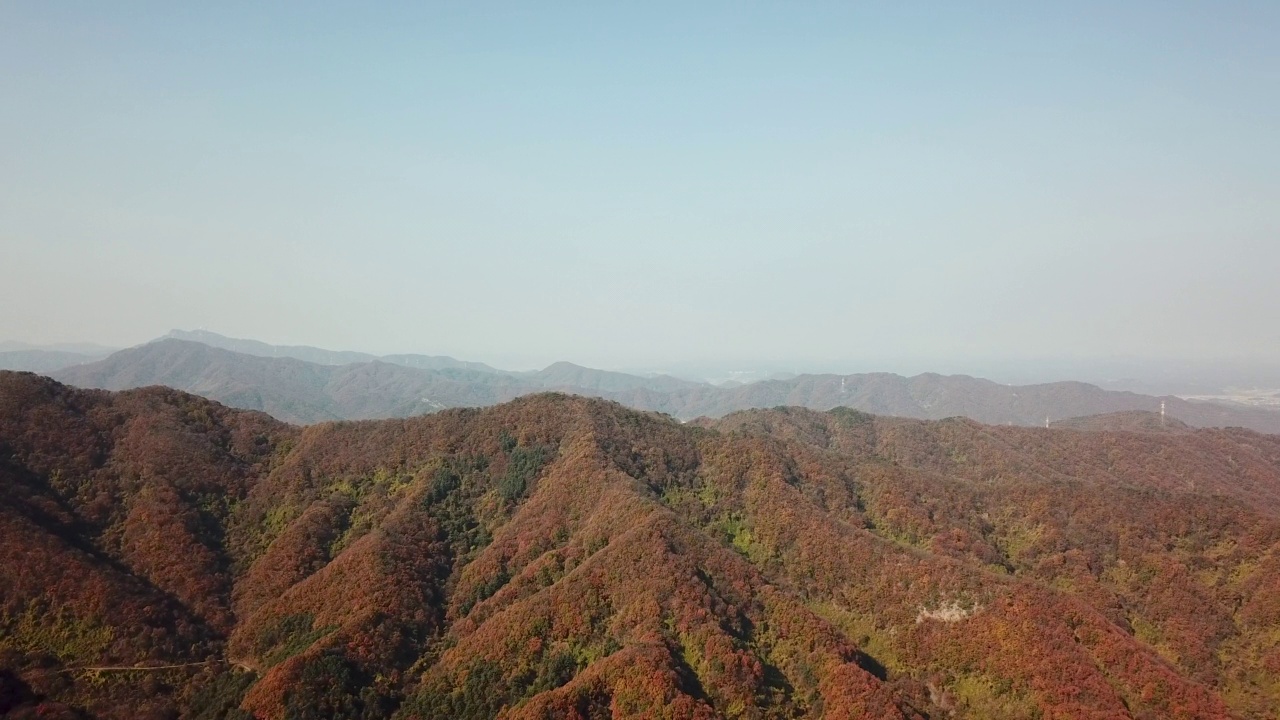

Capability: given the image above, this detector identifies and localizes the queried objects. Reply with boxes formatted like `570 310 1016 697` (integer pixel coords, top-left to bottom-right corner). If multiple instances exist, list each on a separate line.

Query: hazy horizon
9 329 1280 395
3 3 1278 370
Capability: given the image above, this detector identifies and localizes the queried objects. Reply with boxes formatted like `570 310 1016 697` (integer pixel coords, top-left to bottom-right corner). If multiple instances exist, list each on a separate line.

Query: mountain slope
2 373 1279 718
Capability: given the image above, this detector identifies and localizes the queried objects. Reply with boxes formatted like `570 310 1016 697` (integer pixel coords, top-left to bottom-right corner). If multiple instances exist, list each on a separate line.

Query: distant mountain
0 340 118 354
4 373 1280 718
0 349 109 373
527 360 705 394
164 329 376 365
54 339 532 424
625 372 1280 433
164 329 502 374
0 341 116 373
51 339 1280 434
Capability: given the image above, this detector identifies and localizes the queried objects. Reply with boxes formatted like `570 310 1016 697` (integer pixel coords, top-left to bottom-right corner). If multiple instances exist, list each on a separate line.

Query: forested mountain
53 339 1280 434
3 371 1280 719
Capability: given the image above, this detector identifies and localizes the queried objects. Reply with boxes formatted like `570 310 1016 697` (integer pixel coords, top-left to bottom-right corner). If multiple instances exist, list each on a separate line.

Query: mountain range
163 330 504 374
2 372 1278 719
42 333 1280 434
0 342 115 375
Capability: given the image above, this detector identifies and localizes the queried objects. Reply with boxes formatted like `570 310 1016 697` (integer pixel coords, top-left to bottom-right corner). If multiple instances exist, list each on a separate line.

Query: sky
2 2 1278 372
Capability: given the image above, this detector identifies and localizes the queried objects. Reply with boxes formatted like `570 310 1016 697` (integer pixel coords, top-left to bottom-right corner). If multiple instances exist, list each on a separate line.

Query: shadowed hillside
3 371 1280 718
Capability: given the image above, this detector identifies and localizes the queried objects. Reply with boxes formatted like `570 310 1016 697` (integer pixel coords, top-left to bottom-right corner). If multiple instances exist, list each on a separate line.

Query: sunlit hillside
3 372 1278 719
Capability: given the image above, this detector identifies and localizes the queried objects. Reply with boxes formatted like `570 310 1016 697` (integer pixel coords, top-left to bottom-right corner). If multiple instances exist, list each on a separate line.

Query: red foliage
3 373 1279 718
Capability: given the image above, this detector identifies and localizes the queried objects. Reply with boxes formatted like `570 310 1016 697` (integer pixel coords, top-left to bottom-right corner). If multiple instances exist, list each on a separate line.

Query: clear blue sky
2 2 1277 370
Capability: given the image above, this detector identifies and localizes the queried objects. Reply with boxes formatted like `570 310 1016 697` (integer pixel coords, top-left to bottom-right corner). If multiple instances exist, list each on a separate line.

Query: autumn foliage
1 371 1279 718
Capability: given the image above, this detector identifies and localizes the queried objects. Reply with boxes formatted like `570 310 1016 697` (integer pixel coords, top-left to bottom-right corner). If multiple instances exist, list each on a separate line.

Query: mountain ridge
165 329 504 374
0 349 109 374
50 338 1280 433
